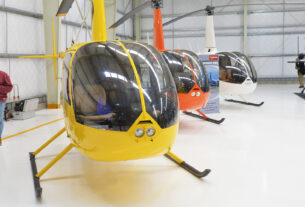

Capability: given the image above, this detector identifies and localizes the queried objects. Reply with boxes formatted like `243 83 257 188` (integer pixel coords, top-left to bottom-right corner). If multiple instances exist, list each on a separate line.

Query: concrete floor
1 84 305 207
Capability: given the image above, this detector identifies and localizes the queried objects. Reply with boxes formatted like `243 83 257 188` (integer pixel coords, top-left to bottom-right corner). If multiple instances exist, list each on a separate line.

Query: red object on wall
209 55 218 61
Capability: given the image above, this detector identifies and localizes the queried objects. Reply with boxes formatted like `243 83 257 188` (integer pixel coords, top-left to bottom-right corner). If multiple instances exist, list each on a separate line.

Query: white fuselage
219 79 257 96
199 14 257 96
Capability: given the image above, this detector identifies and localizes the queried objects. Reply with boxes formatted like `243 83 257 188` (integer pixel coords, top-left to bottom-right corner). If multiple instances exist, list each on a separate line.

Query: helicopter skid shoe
29 143 74 199
225 99 264 107
183 111 225 124
29 152 42 199
28 128 73 199
164 152 211 178
295 88 305 100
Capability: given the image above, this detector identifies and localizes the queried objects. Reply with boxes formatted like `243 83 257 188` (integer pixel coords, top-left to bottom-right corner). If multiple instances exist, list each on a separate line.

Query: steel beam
243 0 248 55
0 53 45 59
142 24 305 33
142 30 305 39
140 8 305 19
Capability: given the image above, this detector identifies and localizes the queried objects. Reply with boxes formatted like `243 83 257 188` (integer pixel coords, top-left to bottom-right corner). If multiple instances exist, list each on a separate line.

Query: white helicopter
163 2 305 106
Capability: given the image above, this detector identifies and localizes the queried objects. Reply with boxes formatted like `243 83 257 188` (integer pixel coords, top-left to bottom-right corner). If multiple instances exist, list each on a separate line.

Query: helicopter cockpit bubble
121 42 179 128
232 52 257 83
162 50 195 94
180 50 210 93
72 41 179 132
162 50 209 94
218 52 257 84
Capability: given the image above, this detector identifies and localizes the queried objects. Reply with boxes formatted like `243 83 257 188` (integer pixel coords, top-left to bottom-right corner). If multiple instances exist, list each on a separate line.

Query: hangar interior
0 0 305 206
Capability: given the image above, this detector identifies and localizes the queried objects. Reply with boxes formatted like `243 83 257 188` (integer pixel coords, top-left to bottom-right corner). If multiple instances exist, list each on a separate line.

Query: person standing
296 53 305 88
0 70 13 146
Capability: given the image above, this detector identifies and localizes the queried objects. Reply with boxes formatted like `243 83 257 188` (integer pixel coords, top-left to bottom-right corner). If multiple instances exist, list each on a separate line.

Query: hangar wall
140 0 305 80
0 0 133 100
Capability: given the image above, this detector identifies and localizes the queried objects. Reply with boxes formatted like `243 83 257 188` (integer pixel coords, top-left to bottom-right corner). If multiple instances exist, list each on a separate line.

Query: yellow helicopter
21 0 211 199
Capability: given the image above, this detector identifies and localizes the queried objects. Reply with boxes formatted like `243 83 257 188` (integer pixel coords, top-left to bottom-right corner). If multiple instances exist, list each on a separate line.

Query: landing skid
225 99 264 107
294 88 305 100
183 111 225 124
29 153 42 199
164 152 211 178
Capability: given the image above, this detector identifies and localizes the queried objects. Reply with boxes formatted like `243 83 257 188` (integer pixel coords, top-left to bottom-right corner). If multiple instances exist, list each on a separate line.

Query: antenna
298 36 300 55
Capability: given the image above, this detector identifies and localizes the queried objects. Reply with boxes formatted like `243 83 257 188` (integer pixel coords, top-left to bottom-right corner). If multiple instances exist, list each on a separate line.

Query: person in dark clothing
0 70 13 146
296 53 305 88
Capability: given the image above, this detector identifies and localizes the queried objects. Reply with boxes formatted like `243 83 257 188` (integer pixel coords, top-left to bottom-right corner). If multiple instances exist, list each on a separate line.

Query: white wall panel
283 35 305 55
169 37 204 52
66 25 87 47
0 59 9 74
283 56 299 77
9 59 46 99
252 57 283 78
7 14 44 54
248 13 283 27
5 0 43 13
216 36 242 52
64 0 86 23
248 36 283 55
115 12 133 37
0 12 6 53
0 0 4 6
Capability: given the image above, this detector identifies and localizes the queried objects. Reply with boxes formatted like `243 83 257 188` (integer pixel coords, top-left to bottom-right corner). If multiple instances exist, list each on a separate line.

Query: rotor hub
205 5 215 16
151 0 163 9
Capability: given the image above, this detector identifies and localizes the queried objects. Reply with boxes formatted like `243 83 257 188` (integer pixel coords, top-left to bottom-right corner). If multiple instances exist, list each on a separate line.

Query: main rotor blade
214 2 305 9
163 9 206 27
109 1 151 29
57 0 75 16
163 2 305 27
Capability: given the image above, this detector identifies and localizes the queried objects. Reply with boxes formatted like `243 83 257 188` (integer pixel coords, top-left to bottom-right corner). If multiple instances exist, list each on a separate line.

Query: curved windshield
218 52 248 84
71 42 142 131
180 50 210 92
162 50 195 94
232 52 257 83
122 42 179 129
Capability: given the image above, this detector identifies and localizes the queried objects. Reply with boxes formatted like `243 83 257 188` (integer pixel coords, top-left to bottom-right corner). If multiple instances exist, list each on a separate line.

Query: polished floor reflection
1 83 305 207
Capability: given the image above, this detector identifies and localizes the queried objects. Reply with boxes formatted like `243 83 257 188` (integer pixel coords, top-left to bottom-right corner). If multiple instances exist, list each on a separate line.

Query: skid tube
29 152 42 199
183 111 225 124
164 152 211 178
225 99 264 107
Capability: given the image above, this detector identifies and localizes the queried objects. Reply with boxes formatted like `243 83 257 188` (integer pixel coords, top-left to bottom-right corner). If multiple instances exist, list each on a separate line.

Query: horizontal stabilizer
56 0 75 16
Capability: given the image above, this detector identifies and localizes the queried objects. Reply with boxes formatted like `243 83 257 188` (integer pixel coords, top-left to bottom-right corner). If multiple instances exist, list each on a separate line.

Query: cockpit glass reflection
232 52 257 83
180 50 210 92
218 52 248 84
122 42 179 129
162 50 195 94
72 42 142 131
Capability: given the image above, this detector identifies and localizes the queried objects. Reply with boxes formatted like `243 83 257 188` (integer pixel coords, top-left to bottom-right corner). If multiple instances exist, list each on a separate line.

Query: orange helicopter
20 0 211 199
110 0 225 124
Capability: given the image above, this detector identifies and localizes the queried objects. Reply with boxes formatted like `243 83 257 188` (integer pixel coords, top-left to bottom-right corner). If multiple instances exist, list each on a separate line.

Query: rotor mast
204 6 217 54
153 0 165 51
92 0 108 41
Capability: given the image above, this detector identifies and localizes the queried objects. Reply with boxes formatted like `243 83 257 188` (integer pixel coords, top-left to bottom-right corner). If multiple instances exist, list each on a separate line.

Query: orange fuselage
153 9 210 111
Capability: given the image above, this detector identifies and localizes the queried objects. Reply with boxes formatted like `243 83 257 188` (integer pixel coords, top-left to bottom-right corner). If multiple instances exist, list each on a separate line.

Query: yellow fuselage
62 41 179 162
